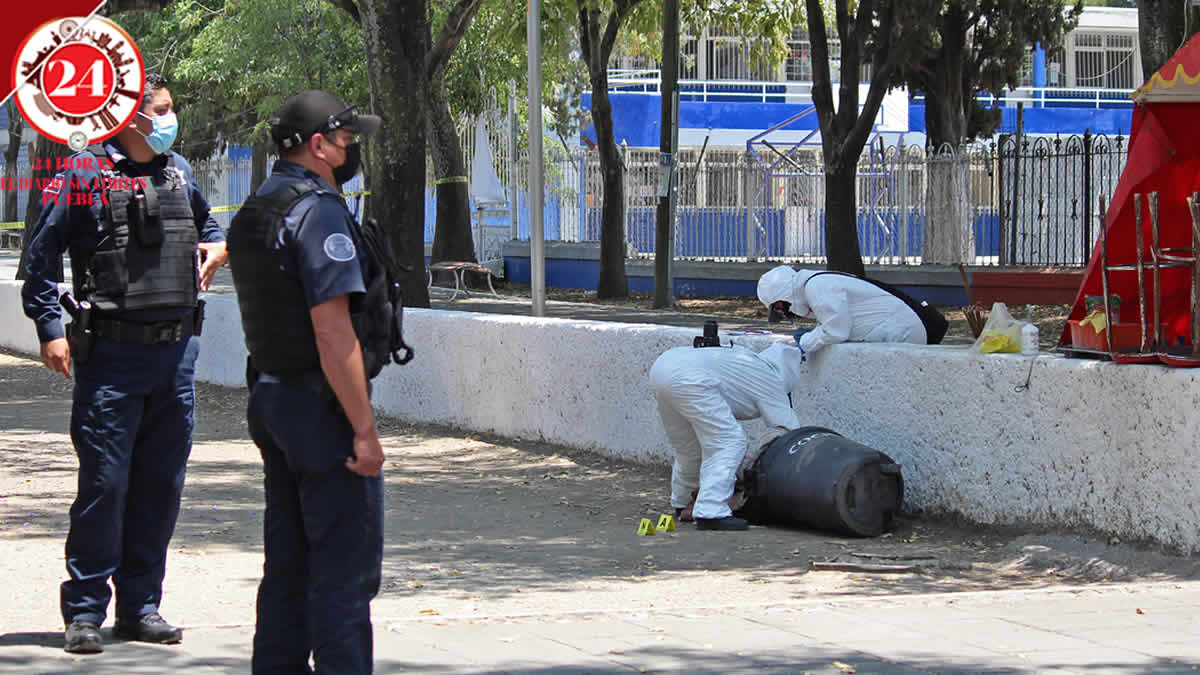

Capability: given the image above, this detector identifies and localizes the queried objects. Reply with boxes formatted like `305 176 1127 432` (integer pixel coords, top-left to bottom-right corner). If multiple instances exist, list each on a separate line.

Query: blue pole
1032 42 1047 109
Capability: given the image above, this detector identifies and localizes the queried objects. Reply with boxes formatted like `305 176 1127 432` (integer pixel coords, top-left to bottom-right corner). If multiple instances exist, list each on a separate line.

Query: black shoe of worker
114 612 183 644
64 621 103 654
695 516 749 531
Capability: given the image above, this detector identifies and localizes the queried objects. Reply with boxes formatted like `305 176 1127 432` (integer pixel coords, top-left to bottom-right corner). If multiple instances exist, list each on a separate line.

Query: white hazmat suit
757 266 925 356
649 342 805 520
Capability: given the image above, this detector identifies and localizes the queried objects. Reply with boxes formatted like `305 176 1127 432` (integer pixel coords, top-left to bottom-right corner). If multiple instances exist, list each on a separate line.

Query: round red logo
11 16 144 151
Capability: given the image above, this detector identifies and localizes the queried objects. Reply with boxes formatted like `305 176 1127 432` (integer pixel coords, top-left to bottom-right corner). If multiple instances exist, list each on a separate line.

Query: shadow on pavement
4 347 1200 617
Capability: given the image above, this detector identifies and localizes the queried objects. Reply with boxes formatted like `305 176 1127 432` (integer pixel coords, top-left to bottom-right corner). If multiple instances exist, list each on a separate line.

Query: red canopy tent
1058 33 1200 364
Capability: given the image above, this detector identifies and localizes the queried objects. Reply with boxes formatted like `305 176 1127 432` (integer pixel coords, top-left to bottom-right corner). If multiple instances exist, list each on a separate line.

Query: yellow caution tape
0 222 23 230
636 517 656 536
207 190 372 215
433 175 468 186
656 514 676 532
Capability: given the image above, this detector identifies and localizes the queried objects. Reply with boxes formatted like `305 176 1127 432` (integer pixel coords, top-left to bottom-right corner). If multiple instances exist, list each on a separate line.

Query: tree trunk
921 11 971 266
590 83 628 299
3 146 19 225
1138 1 1198 79
428 78 476 268
923 151 972 264
824 162 866 277
4 101 22 224
16 135 71 280
426 0 484 278
250 138 270 194
922 120 973 265
357 0 431 308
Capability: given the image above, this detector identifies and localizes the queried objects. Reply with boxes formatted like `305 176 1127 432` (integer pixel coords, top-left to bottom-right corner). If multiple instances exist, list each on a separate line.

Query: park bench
0 229 22 250
426 261 500 302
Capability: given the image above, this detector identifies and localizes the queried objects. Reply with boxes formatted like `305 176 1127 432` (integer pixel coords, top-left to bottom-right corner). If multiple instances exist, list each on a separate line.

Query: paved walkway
30 582 1191 675
0 346 1197 674
2 254 1195 673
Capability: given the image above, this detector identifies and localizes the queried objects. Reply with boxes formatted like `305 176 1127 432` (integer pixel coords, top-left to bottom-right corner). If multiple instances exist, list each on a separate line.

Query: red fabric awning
1060 35 1200 349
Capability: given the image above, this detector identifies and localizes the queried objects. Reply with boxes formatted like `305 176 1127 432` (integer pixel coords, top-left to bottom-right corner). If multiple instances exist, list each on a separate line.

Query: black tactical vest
228 179 406 379
83 150 200 312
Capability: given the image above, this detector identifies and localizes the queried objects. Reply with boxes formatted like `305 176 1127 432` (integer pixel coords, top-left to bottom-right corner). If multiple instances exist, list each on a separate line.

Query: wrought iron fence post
998 137 1007 266
1010 102 1024 264
742 153 753 261
1082 128 1093 257
509 79 520 241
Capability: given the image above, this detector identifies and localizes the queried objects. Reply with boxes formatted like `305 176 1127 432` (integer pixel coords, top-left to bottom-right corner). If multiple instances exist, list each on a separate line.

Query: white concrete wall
3 278 1198 553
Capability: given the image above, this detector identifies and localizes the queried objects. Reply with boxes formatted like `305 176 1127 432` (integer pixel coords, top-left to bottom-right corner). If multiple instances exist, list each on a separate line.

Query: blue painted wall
582 93 1133 148
909 104 1131 137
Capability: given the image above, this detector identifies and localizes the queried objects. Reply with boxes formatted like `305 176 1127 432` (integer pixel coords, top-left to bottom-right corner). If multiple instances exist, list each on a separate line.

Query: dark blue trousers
248 380 383 675
62 335 199 626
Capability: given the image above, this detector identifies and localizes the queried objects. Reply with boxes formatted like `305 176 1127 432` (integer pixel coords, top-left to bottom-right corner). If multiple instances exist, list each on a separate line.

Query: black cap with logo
269 90 381 150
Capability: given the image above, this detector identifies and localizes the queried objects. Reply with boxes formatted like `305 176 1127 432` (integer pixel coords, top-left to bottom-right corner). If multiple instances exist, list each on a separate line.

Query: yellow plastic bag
970 302 1025 354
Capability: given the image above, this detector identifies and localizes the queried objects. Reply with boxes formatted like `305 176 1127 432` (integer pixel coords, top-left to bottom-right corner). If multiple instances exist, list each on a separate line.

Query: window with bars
704 36 774 80
703 150 746 206
1073 32 1136 89
681 38 698 79
786 29 842 82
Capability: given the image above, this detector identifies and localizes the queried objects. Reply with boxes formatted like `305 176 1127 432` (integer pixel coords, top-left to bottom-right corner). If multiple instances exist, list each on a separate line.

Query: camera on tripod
693 320 721 348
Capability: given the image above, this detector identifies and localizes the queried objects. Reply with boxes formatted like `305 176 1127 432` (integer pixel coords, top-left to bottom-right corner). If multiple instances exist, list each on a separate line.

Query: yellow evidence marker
636 518 656 536
656 514 677 532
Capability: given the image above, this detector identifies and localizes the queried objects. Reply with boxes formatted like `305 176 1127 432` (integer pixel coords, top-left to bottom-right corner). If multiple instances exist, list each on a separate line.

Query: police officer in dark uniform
20 73 226 654
226 90 390 674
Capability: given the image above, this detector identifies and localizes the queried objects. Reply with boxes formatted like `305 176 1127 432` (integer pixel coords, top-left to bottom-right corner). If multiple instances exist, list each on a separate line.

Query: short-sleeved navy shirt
259 160 368 310
20 139 224 342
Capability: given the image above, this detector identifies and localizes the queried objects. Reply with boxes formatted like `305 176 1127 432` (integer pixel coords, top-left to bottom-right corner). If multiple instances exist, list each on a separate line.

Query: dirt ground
2 348 1197 637
495 283 1072 349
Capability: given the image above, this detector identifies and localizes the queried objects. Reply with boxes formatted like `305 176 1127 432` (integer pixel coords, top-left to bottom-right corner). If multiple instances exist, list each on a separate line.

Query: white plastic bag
970 302 1028 354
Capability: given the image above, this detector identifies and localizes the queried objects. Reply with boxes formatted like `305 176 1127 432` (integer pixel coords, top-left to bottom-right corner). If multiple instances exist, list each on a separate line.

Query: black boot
64 621 103 654
695 516 749 531
114 612 182 644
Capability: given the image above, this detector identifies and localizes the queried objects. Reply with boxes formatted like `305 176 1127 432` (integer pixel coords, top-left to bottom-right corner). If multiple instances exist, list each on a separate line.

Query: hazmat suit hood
758 341 807 394
787 269 821 318
757 266 821 320
757 266 797 311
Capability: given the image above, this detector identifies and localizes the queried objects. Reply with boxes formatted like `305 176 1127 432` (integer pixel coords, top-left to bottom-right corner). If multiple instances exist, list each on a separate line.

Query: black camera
693 320 721 348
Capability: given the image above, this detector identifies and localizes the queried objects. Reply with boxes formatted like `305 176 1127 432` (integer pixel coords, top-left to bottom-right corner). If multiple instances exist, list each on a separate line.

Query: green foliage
118 0 366 158
442 4 526 119
895 0 1084 145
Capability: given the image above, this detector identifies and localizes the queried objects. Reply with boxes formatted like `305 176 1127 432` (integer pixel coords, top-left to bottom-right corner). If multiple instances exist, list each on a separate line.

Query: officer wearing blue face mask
20 72 226 655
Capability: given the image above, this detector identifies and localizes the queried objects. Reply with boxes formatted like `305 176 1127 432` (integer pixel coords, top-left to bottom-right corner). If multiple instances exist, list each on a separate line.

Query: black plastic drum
740 427 903 537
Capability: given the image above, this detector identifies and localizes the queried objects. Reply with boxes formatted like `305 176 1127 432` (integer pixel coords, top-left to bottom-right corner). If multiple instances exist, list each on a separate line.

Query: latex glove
792 328 807 346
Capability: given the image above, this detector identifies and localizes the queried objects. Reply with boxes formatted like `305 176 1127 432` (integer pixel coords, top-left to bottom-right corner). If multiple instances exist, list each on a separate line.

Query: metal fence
998 132 1126 266
3 131 1125 268
501 132 1125 266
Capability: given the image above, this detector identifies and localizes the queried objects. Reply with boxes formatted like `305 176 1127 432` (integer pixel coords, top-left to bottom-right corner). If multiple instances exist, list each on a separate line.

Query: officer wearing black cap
20 73 226 654
227 89 390 674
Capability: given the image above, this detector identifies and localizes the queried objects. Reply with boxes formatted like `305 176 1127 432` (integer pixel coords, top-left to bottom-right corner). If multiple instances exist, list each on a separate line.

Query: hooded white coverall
757 266 926 356
649 343 805 520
